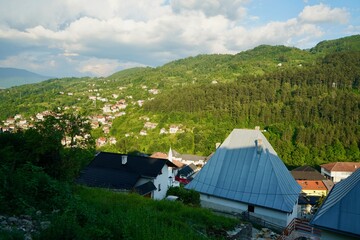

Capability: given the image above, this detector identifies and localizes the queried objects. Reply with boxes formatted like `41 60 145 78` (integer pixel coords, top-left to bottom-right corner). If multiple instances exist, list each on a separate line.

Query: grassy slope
40 186 238 240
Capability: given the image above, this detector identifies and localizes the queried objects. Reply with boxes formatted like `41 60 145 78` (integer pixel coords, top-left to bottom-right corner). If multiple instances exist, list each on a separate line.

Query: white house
77 152 177 200
169 125 180 134
186 129 301 228
320 162 360 183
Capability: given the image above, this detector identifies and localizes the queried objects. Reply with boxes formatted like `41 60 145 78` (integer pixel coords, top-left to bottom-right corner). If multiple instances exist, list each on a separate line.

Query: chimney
121 155 127 165
257 138 263 154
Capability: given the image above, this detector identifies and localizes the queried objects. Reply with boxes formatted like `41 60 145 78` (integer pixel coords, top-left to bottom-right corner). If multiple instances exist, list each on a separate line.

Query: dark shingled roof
77 152 175 191
291 165 326 180
177 163 197 177
77 167 139 190
135 181 157 196
298 195 321 205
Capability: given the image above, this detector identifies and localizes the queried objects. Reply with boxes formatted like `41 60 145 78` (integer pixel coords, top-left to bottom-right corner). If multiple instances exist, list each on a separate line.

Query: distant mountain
0 67 51 88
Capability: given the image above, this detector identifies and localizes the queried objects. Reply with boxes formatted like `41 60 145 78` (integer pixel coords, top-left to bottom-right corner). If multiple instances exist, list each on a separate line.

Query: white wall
153 165 169 200
199 194 297 228
135 164 170 200
321 168 353 183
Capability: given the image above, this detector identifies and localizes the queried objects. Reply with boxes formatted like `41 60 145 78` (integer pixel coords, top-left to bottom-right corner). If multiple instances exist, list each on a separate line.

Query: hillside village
0 83 187 149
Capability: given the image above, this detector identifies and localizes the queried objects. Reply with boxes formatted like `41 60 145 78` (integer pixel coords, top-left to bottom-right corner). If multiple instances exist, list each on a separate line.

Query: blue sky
0 0 359 77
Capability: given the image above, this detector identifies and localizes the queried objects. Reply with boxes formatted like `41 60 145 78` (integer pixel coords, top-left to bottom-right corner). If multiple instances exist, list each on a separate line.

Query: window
158 184 161 191
248 205 254 213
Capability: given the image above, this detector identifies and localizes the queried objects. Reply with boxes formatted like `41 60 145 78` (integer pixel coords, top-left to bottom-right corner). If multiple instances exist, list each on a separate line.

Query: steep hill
0 67 51 88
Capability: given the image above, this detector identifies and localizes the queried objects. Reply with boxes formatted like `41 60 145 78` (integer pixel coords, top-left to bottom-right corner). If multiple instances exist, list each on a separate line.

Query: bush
0 162 71 214
166 186 200 207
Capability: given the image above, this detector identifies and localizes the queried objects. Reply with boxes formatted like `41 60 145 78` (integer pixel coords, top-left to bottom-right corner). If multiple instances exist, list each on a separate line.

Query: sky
0 0 359 78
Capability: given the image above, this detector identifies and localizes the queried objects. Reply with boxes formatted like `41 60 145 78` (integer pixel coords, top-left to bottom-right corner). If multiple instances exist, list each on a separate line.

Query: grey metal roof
310 168 360 237
185 129 301 213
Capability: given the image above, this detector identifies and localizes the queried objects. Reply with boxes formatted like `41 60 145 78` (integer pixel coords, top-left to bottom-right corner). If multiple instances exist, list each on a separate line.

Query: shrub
0 162 71 214
166 186 200 207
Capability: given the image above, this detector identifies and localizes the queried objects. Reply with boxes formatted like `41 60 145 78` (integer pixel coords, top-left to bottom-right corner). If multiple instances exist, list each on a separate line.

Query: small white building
77 152 177 200
320 162 360 183
169 125 179 134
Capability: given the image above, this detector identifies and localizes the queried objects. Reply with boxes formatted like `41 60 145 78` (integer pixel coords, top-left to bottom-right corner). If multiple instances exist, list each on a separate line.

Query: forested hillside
144 51 360 166
0 35 359 168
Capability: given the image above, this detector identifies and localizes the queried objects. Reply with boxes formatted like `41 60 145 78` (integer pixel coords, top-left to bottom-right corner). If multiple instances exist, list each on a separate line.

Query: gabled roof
322 180 334 191
310 168 360 237
135 181 157 196
181 154 206 161
150 152 168 159
298 195 321 205
177 163 197 177
321 162 360 172
88 152 176 178
77 167 139 190
77 152 175 190
291 165 326 180
297 180 327 191
185 129 301 213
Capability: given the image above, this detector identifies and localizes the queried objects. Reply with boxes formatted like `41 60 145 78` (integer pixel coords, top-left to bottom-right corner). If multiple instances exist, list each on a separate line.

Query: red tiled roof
150 152 183 168
297 180 327 191
321 162 360 172
150 152 168 159
172 160 184 168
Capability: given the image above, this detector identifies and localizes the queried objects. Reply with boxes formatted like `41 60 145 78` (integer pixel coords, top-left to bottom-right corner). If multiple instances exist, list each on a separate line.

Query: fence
277 218 321 240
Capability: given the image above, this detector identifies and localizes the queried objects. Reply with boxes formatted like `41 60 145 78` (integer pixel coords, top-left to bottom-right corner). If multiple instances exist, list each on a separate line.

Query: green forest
143 51 360 167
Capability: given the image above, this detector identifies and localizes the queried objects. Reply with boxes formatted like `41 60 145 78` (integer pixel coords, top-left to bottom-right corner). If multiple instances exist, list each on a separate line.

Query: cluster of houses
0 110 60 132
77 127 360 239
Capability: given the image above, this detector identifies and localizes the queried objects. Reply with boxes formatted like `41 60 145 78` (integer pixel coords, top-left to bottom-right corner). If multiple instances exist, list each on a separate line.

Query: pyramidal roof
186 129 301 213
310 168 360 237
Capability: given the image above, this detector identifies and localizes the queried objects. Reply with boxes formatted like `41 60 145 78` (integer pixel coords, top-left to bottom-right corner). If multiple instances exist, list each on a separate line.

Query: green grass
39 186 238 240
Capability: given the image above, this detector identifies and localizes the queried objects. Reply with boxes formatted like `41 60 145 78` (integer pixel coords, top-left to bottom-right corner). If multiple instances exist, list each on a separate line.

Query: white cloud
170 0 250 20
299 4 349 24
224 18 323 51
77 58 144 76
346 25 360 35
0 1 357 77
